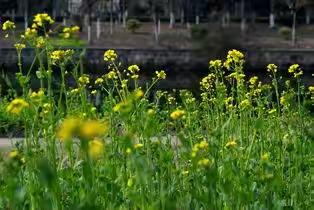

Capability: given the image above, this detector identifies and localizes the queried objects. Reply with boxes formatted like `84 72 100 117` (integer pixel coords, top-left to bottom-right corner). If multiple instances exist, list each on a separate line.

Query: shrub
278 26 291 40
126 19 141 33
190 25 208 40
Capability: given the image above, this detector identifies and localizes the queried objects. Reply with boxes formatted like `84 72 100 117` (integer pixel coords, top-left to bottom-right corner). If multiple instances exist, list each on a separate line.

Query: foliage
190 25 208 40
0 14 313 210
278 26 292 40
126 19 142 33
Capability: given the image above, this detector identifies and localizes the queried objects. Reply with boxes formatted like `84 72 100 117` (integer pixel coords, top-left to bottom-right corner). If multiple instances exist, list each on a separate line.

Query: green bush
190 25 208 40
278 26 291 40
126 19 142 33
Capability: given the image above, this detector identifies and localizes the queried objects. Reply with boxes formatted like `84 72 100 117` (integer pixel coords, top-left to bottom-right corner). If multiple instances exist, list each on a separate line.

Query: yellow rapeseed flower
261 153 270 162
134 143 144 149
113 100 132 113
209 59 222 69
127 65 140 74
33 13 54 27
288 64 303 78
2 20 15 31
6 99 29 115
95 78 104 85
225 139 237 149
200 73 215 91
9 150 19 159
170 109 185 120
14 43 26 51
57 117 80 141
30 90 45 101
147 109 156 116
79 120 109 140
42 103 52 114
249 76 259 86
133 89 144 100
224 49 244 69
57 118 109 141
88 139 104 159
239 99 251 109
78 75 90 86
267 64 277 73
50 50 74 65
197 158 211 167
23 28 38 39
70 88 80 95
155 70 166 79
104 49 117 62
91 90 97 95
35 37 45 48
106 71 118 79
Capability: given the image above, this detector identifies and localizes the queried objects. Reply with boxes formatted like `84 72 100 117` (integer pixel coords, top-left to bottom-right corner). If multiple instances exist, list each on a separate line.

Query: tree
79 0 101 44
270 0 276 27
281 0 313 45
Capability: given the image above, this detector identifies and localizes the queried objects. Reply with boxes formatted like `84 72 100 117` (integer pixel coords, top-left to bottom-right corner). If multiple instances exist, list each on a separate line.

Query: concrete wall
0 48 313 88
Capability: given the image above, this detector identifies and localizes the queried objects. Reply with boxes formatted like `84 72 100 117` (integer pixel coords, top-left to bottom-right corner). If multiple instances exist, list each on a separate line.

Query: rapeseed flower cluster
104 50 117 62
155 70 167 80
78 75 90 87
57 117 109 141
14 43 26 51
170 109 185 120
239 99 251 109
88 139 104 159
23 28 38 39
95 78 104 85
200 73 215 91
30 90 45 102
35 37 45 48
288 64 303 78
224 49 245 69
127 65 140 79
209 59 222 69
197 158 212 167
225 139 237 149
105 70 118 80
191 140 209 158
249 76 259 86
2 20 15 31
6 99 29 115
33 13 54 27
113 89 144 113
61 26 80 39
50 50 74 65
267 64 278 74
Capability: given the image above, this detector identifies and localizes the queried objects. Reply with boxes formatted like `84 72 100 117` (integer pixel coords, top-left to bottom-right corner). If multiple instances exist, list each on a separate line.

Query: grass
0 16 313 210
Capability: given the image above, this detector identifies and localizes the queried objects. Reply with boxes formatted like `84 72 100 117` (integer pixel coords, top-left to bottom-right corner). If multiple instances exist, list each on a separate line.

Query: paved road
0 138 22 148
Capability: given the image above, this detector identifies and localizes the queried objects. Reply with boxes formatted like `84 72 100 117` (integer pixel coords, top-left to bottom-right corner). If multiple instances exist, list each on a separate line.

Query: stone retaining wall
0 48 313 87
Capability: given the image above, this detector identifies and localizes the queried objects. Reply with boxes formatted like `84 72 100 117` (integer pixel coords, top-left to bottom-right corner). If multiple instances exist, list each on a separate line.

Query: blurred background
0 0 313 89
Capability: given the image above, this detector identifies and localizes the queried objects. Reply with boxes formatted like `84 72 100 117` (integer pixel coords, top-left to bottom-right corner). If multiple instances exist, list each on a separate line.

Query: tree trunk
306 7 311 24
97 17 101 39
240 0 246 32
110 0 113 35
122 0 127 28
24 0 28 30
292 10 296 46
169 0 175 28
154 13 159 43
269 0 275 28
